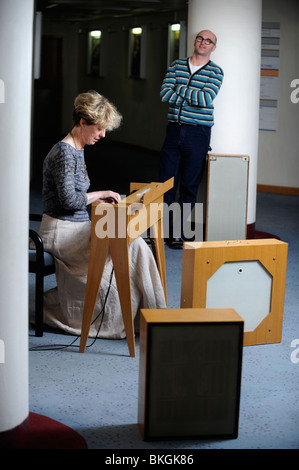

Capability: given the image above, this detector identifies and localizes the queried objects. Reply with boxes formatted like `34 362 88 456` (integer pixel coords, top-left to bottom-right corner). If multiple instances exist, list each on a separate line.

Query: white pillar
0 0 34 433
188 0 262 232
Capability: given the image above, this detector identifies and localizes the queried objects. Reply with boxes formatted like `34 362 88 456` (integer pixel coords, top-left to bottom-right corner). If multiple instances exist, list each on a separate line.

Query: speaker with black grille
138 308 243 440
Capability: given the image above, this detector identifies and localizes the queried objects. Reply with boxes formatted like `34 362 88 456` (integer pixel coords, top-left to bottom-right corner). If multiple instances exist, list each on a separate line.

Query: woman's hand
86 190 121 205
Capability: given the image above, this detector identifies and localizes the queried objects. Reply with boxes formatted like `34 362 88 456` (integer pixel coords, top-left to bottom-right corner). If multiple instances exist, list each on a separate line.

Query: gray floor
28 191 299 450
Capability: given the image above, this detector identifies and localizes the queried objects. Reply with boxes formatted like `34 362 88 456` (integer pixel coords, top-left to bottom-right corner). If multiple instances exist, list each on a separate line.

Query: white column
188 0 262 230
0 0 34 433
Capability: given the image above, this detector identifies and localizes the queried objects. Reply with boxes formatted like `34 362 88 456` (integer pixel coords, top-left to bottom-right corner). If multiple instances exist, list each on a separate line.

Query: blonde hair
73 90 122 131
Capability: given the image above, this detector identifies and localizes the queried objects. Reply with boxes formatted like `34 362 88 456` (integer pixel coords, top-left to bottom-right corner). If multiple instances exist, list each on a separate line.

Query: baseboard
257 184 299 196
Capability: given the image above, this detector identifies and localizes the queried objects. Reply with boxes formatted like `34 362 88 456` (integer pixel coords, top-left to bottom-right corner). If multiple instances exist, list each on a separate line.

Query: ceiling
36 0 189 22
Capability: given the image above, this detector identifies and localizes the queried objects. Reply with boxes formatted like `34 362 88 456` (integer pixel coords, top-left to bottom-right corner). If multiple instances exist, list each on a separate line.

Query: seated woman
39 90 166 339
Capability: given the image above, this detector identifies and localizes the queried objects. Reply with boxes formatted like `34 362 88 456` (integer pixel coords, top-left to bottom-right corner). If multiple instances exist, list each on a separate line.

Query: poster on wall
259 22 280 131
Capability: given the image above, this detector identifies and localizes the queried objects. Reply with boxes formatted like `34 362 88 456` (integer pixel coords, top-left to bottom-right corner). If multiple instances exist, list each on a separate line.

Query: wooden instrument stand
79 178 173 357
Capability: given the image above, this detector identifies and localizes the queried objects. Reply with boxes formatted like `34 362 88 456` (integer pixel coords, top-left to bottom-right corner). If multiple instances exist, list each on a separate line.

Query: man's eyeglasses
195 35 215 45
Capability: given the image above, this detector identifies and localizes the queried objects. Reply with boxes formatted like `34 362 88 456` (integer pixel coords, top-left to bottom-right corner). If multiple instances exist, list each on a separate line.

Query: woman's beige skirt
38 214 166 339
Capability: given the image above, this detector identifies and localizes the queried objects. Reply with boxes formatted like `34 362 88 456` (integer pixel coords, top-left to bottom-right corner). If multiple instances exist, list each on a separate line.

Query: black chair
29 214 55 336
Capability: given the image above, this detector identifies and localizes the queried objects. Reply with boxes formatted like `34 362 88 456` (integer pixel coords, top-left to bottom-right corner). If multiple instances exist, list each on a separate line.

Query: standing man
160 30 224 248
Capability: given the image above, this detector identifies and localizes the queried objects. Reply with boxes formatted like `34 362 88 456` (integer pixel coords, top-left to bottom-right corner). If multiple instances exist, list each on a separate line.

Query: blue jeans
159 122 211 238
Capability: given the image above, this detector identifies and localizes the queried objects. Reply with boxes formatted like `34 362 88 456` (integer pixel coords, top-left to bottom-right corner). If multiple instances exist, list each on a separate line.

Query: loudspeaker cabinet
181 239 288 346
138 308 243 440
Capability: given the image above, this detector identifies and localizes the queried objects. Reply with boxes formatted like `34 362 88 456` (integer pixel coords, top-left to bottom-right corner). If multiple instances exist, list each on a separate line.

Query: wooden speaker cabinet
205 154 249 241
180 239 288 346
138 308 243 440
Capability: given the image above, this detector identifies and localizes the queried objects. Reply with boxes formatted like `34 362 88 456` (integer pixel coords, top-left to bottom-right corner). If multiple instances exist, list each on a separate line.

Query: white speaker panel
206 260 273 332
205 155 249 241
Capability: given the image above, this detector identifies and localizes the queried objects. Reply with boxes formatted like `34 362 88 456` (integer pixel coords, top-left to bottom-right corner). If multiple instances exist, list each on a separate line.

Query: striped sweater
160 58 224 127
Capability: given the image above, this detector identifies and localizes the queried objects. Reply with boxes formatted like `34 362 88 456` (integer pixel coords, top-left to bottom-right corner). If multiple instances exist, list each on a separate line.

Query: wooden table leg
151 218 167 304
79 237 109 353
109 237 136 357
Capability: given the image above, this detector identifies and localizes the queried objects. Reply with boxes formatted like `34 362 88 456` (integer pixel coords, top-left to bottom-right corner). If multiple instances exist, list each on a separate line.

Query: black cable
29 267 114 352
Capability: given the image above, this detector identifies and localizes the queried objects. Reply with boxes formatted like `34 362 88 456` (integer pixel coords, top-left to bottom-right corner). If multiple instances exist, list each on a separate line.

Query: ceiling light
132 27 142 35
90 30 101 38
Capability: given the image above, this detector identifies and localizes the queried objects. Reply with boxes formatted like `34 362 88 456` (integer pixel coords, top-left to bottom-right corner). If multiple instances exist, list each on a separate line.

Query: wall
39 20 80 133
258 0 299 190
40 1 299 190
76 13 187 150
42 11 187 151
